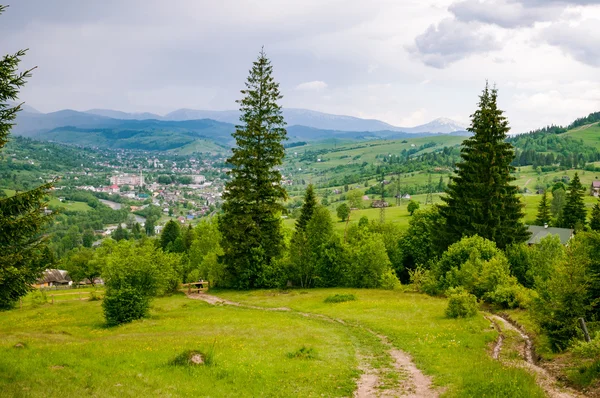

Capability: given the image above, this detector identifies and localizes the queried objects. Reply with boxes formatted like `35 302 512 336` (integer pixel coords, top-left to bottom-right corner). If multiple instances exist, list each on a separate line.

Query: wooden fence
180 281 210 294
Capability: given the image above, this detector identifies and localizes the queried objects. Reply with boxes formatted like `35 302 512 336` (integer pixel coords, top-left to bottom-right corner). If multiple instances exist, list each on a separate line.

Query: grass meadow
0 288 546 397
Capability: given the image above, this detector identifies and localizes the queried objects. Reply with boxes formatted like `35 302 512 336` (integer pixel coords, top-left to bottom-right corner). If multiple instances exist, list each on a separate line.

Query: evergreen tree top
296 184 318 232
438 83 528 250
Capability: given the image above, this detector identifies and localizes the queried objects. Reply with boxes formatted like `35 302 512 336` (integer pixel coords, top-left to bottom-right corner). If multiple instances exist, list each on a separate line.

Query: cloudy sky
2 0 600 132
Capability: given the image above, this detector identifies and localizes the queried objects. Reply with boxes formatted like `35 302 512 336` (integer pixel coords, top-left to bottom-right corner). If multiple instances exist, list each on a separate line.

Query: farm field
283 191 599 234
0 289 547 398
1 189 93 212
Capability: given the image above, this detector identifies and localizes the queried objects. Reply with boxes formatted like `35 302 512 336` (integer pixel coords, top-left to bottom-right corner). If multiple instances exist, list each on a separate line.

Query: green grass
565 123 600 150
47 197 92 212
0 289 547 397
0 293 365 397
216 289 545 397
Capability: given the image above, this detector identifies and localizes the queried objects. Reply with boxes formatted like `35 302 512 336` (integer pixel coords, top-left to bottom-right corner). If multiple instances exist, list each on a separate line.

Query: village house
35 269 72 288
371 200 389 208
527 224 573 245
591 180 600 197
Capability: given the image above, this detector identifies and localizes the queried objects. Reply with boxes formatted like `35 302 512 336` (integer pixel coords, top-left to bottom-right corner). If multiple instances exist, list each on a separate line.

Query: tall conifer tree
560 172 586 229
438 84 529 249
295 184 317 232
590 200 600 232
220 49 287 289
0 5 54 309
535 191 551 226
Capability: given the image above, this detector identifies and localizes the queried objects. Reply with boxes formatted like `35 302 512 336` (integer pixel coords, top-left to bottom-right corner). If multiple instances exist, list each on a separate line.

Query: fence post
51 295 54 305
579 318 591 343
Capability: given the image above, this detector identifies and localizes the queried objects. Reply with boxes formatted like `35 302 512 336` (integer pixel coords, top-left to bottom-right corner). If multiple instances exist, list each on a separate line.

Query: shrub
30 289 47 306
324 294 356 303
171 349 215 366
445 287 478 318
88 290 102 301
379 268 401 290
102 287 150 327
408 266 427 292
571 332 600 359
287 346 317 359
484 284 534 309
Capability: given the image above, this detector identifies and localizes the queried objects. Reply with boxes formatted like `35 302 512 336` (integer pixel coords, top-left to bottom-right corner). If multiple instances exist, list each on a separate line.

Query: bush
445 287 478 318
88 290 102 301
30 289 48 306
102 287 150 327
571 332 600 359
484 284 534 309
379 268 401 290
324 294 356 303
408 266 427 292
287 346 318 359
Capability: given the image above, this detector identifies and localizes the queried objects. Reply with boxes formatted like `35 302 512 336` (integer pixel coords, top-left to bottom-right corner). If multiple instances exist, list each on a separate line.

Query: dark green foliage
219 49 287 289
438 84 529 250
535 192 551 226
145 216 156 236
505 243 532 288
560 172 586 229
102 287 150 327
324 294 356 303
160 220 181 251
336 203 350 222
344 226 397 289
113 224 128 241
296 184 317 232
398 207 443 282
533 235 595 351
445 288 478 318
590 200 600 231
286 346 317 360
288 206 335 288
0 13 54 309
407 200 420 215
62 247 100 285
82 230 95 248
358 216 369 227
182 225 195 251
131 223 142 239
550 188 566 223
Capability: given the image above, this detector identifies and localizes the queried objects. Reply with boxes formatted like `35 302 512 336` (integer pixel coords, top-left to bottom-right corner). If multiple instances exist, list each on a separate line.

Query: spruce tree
295 184 317 232
560 172 586 229
219 49 287 289
590 200 600 232
0 5 54 310
160 220 180 250
535 191 551 226
438 84 529 250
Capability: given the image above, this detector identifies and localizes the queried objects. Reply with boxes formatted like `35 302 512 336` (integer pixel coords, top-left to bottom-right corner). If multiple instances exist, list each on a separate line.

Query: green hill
564 122 600 150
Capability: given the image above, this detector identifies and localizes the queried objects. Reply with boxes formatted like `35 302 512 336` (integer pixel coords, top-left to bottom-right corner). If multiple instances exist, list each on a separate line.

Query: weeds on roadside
324 294 356 303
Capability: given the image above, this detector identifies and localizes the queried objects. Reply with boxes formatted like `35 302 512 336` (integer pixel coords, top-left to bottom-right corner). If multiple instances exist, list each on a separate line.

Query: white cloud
295 80 328 91
2 0 600 134
408 18 502 68
540 19 600 67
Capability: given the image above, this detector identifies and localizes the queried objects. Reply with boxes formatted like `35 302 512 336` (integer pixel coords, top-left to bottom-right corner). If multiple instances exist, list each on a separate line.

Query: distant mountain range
83 107 467 134
12 105 469 152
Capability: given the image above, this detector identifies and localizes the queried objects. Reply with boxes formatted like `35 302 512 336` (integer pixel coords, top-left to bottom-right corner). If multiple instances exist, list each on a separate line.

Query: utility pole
380 174 385 224
396 171 401 206
425 173 433 205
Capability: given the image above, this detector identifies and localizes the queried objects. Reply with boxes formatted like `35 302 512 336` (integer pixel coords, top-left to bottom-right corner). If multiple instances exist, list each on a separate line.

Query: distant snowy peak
409 118 467 134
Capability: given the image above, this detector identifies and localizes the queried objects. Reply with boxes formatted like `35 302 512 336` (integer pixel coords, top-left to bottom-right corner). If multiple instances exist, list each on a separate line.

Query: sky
2 0 600 132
